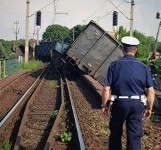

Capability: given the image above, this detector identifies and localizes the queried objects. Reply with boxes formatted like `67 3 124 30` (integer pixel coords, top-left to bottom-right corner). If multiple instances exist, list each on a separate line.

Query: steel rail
0 67 47 128
43 76 65 150
65 77 85 150
13 71 48 150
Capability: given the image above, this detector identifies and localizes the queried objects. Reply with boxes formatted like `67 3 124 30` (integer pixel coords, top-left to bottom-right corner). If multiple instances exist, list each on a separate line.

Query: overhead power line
39 1 54 11
135 0 149 5
98 0 126 21
29 1 54 17
109 0 129 19
83 1 111 22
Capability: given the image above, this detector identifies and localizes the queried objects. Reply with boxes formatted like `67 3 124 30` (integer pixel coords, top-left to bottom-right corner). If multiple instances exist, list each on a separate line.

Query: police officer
101 36 155 150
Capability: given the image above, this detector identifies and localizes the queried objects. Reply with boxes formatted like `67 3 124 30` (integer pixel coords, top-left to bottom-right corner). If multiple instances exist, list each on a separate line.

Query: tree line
0 23 161 60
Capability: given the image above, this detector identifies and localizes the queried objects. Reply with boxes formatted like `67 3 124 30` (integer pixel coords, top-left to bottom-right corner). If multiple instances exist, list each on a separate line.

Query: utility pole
73 28 75 41
154 12 161 52
14 20 20 42
154 21 161 51
14 20 20 51
130 0 134 36
24 0 30 64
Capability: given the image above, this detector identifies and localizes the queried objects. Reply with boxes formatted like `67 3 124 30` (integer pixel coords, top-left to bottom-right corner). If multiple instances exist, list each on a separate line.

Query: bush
0 140 11 150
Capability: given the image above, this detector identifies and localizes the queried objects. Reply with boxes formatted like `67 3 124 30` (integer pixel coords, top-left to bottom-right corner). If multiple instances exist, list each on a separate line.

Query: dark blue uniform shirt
104 54 154 96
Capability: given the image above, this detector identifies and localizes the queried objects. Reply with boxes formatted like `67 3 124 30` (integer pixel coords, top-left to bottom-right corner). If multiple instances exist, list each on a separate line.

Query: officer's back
110 54 151 96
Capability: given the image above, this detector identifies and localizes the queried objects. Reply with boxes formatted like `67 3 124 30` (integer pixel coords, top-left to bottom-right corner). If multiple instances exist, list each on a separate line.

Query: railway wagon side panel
66 22 104 62
93 46 122 83
66 20 123 83
77 34 122 76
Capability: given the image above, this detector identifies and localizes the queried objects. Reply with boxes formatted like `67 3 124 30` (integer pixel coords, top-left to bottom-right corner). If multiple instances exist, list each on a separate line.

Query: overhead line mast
13 20 20 51
24 0 30 64
130 0 134 37
154 12 161 52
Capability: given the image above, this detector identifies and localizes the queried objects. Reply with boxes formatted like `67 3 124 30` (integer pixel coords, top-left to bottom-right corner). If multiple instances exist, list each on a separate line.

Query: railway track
13 69 85 149
44 69 110 149
1 59 161 149
0 67 47 145
13 70 60 149
12 66 109 150
44 75 83 150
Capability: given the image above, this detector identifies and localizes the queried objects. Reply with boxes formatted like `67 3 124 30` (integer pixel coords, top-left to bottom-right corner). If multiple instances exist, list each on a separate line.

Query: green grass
0 140 11 150
18 60 44 71
49 80 58 88
98 120 110 136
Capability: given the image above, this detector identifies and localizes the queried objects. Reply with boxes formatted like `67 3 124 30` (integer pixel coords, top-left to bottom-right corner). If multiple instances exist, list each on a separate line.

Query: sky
1 0 161 41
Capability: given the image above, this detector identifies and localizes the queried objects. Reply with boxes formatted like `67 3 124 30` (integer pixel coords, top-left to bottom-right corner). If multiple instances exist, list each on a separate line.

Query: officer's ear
134 47 137 52
132 47 137 55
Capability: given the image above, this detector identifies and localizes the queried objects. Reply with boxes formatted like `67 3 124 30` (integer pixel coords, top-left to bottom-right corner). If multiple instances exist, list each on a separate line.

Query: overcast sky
1 0 161 41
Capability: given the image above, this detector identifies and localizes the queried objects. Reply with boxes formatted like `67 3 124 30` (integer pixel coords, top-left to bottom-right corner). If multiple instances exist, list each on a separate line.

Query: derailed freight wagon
35 41 69 61
35 41 56 61
66 20 123 83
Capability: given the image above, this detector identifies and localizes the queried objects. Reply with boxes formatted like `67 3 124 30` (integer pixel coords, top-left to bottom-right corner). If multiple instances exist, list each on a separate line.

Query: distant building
14 47 24 62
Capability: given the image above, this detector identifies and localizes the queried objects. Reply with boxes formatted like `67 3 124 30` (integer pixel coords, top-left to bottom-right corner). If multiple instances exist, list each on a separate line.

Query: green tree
147 36 155 52
64 24 86 43
17 39 25 46
0 40 12 58
42 24 70 42
133 30 150 58
118 26 129 41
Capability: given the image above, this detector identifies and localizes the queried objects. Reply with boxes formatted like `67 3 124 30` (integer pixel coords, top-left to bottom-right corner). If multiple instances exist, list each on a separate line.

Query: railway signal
113 11 118 26
156 12 160 19
36 11 41 26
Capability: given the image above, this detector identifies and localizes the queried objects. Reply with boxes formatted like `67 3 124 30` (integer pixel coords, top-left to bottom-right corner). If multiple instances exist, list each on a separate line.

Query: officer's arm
146 87 155 110
101 85 111 108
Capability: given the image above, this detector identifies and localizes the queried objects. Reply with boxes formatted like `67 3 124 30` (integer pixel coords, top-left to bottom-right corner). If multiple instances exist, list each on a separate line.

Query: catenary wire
99 0 127 21
29 1 54 17
83 0 111 22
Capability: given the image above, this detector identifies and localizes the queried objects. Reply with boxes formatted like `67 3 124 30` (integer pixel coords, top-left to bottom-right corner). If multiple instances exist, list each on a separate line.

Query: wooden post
0 60 1 79
3 60 5 78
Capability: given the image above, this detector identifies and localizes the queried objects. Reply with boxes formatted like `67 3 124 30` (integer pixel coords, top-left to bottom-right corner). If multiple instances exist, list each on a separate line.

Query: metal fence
0 58 18 79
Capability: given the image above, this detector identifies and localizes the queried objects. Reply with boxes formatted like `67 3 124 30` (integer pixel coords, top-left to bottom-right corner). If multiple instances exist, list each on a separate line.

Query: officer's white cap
121 36 139 48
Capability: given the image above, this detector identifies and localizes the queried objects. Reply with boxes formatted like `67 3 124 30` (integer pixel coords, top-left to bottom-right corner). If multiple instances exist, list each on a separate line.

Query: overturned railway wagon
66 20 123 83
